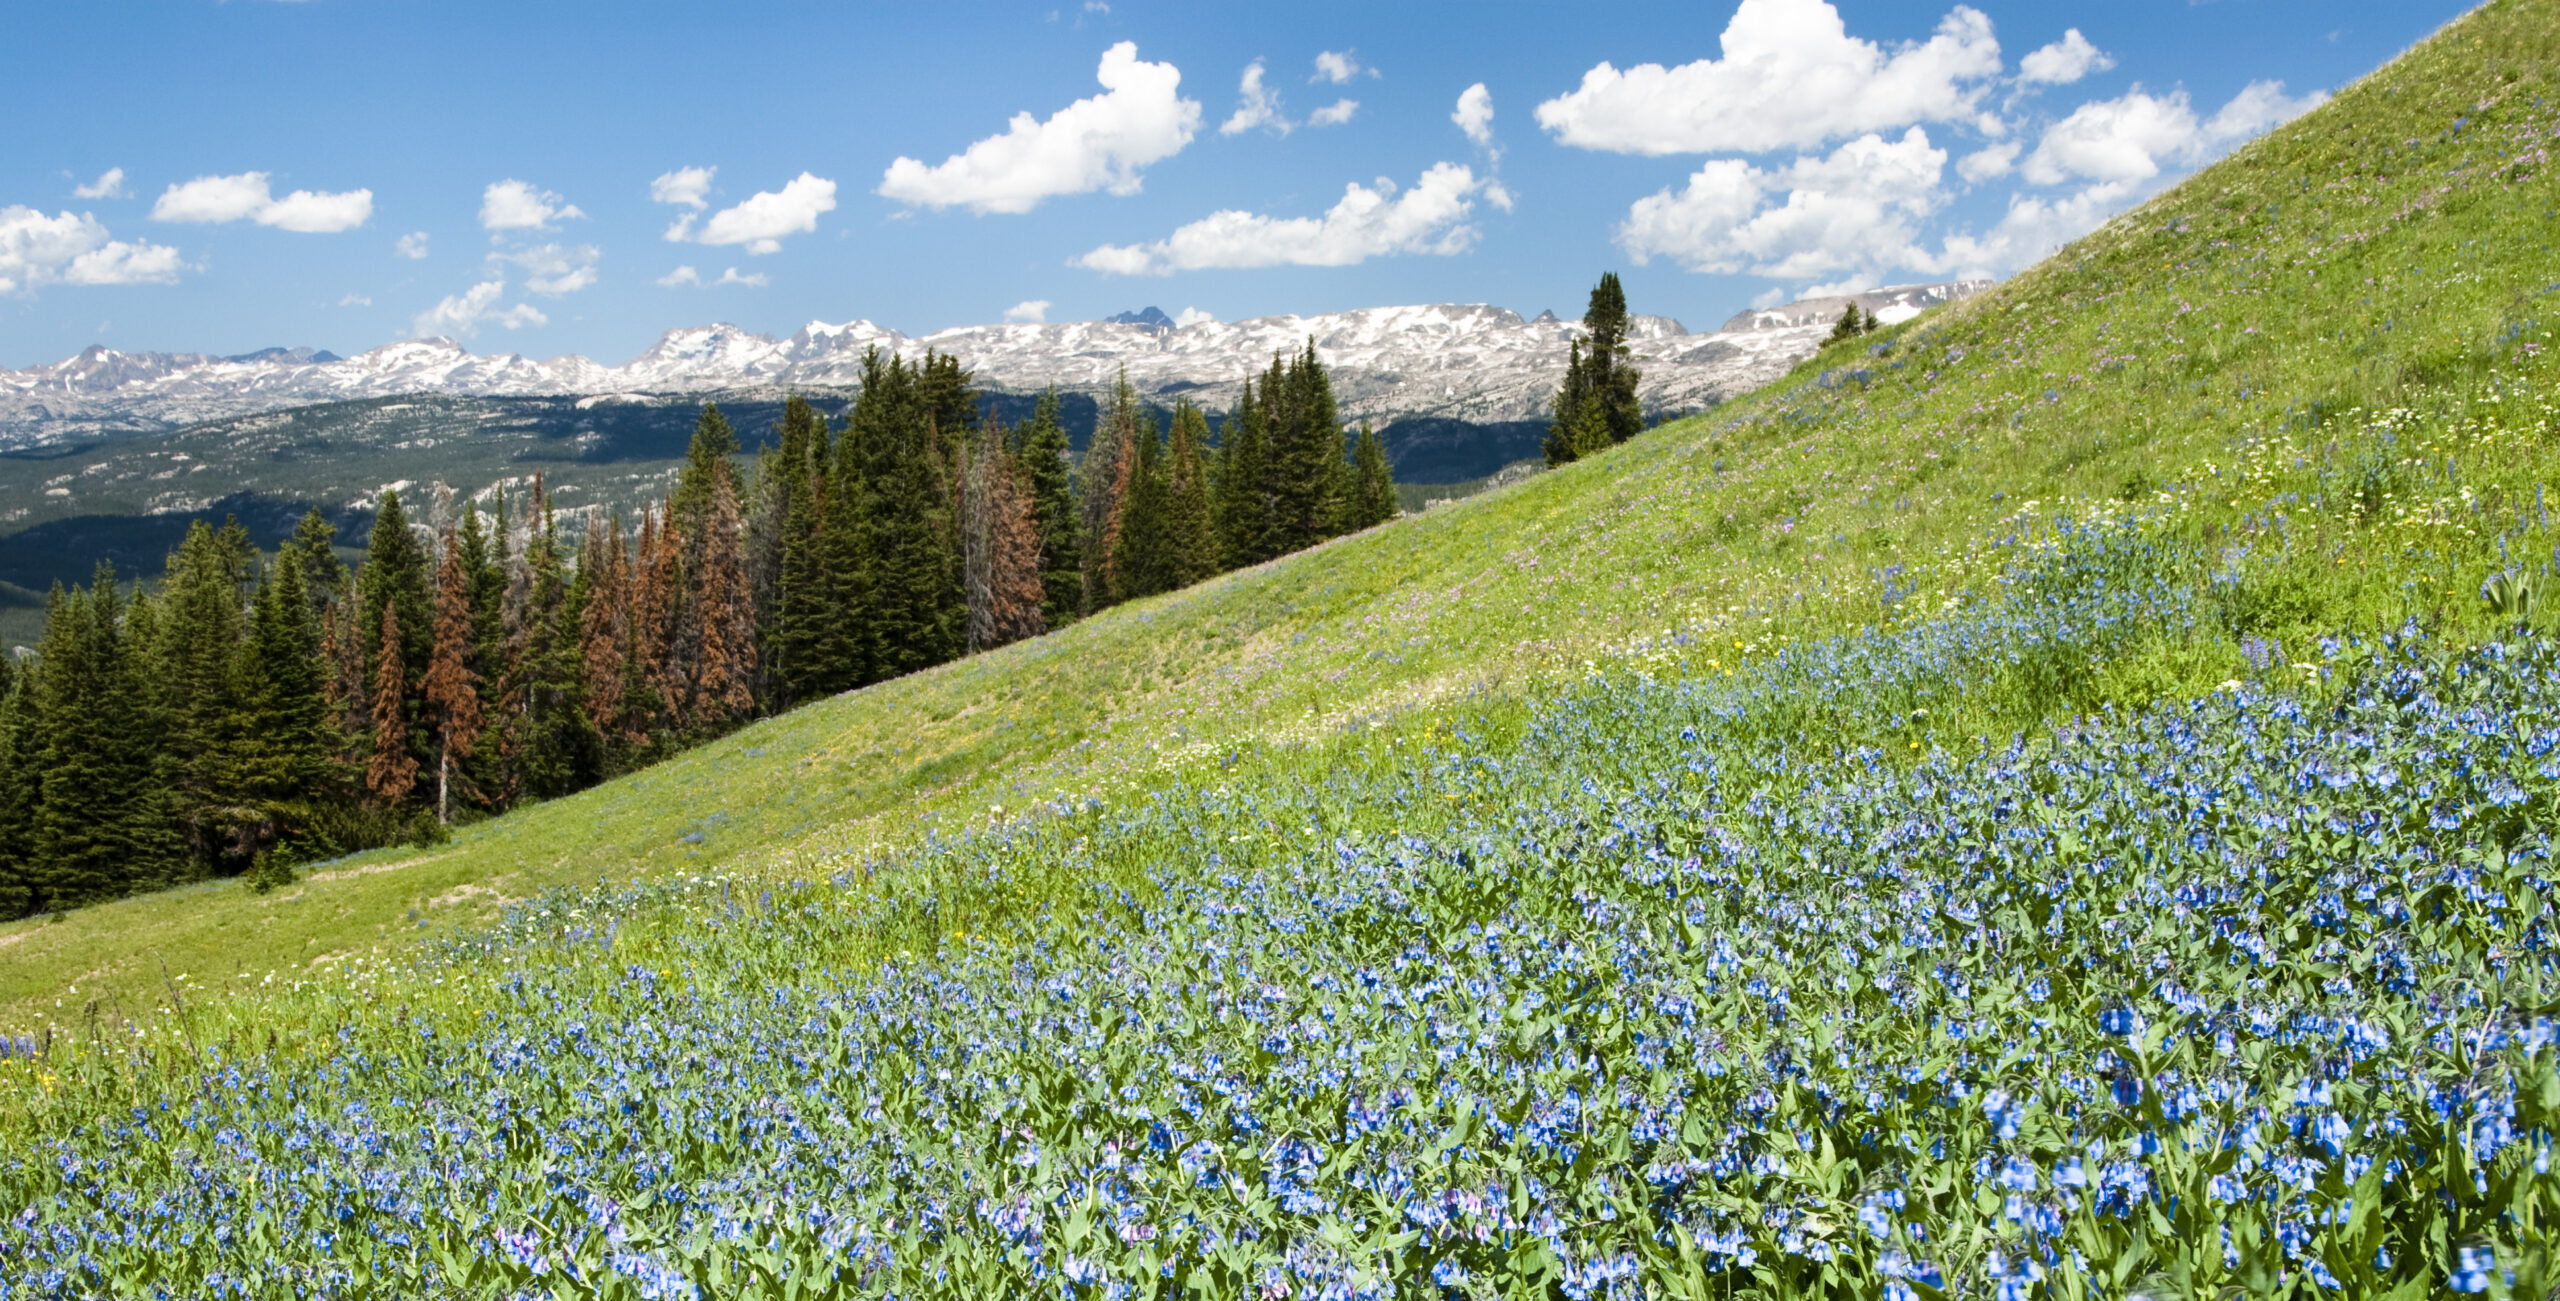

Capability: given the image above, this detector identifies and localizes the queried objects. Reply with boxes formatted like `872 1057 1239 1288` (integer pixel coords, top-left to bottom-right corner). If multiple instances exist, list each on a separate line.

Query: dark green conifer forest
0 343 1400 916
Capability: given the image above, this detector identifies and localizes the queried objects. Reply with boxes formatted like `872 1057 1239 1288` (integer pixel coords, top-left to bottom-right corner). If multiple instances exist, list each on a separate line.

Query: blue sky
0 0 2473 369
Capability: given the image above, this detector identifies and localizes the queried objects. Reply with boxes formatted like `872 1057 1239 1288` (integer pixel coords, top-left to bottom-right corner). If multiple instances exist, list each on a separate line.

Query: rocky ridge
0 282 1989 447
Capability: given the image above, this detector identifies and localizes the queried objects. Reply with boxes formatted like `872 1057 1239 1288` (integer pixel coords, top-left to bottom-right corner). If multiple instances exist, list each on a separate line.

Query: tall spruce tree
365 602 418 807
1581 271 1645 447
1214 377 1273 569
33 572 179 905
1348 421 1399 530
1266 341 1346 553
1110 408 1172 602
161 521 257 869
960 423 1047 652
1013 389 1083 628
854 348 964 677
0 661 35 917
1164 403 1219 590
764 396 826 704
1544 337 1596 467
423 534 484 824
242 549 333 819
668 403 739 539
1082 370 1141 610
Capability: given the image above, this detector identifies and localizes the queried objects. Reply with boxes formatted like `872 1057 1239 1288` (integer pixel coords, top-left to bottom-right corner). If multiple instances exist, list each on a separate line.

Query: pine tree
759 396 825 705
160 521 257 870
1215 376 1273 569
32 573 179 905
1544 337 1595 467
1348 421 1399 530
690 465 756 729
423 533 484 824
284 506 344 609
1014 389 1083 629
319 597 370 763
1164 403 1219 589
855 348 964 677
578 511 631 747
358 488 433 698
365 603 418 807
0 659 36 918
1582 272 1645 446
961 424 1048 652
1825 302 1868 346
242 549 333 818
626 507 682 743
667 402 739 539
514 484 595 796
1082 370 1141 610
1110 408 1172 601
1266 341 1346 553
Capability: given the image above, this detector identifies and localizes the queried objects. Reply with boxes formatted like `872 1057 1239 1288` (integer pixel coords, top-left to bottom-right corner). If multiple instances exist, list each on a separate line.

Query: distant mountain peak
1105 306 1174 330
1531 309 1560 325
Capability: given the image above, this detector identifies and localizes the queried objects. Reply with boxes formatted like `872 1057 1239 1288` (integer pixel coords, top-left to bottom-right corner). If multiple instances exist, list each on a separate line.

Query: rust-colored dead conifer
422 531 482 824
365 604 418 806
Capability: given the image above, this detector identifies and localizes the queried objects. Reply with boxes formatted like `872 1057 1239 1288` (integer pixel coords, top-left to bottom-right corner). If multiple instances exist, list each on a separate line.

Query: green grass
4 0 2558 1039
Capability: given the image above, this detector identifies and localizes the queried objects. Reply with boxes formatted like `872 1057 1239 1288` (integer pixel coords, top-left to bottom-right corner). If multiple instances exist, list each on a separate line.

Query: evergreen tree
1582 271 1645 446
423 534 484 824
759 396 825 704
160 521 257 870
1348 421 1399 530
32 573 179 905
1825 302 1868 345
1266 341 1346 553
358 488 433 697
1214 377 1274 569
284 506 345 609
854 348 964 677
1110 408 1171 601
242 550 333 818
625 507 680 743
319 597 370 764
1164 403 1219 589
0 660 36 917
667 402 738 539
514 485 595 796
1544 337 1595 467
1013 389 1083 629
812 420 875 695
1081 370 1141 610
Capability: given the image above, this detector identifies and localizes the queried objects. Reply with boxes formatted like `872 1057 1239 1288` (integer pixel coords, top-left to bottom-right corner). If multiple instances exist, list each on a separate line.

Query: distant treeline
0 344 1396 917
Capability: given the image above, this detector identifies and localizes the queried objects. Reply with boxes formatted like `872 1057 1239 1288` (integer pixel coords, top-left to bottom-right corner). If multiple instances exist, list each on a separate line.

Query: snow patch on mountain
0 283 1989 447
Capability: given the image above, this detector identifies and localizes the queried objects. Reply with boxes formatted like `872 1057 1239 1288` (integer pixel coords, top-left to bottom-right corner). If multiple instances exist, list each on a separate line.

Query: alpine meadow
7 2 2560 1298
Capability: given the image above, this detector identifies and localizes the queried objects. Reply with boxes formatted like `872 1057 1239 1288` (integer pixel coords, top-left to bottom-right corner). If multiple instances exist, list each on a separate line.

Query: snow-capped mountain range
0 283 1989 448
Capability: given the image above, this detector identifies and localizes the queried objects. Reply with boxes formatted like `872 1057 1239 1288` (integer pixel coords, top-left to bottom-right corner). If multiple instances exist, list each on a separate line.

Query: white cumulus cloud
1537 0 2001 155
413 280 546 337
1957 140 2020 182
1308 99 1359 128
1617 127 1949 281
651 166 715 209
339 293 371 307
497 242 601 296
658 265 769 288
1311 50 1371 84
2022 80 2323 188
1221 59 1289 136
0 206 184 294
72 168 128 200
1077 162 1491 275
396 231 430 259
2019 29 2114 86
1173 306 1215 328
1004 299 1053 323
881 42 1201 213
478 179 584 233
684 172 838 255
152 172 373 232
1453 84 1497 151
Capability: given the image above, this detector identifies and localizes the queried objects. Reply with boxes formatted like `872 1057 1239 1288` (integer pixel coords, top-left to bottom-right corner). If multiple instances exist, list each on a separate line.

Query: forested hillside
4 2 2560 1296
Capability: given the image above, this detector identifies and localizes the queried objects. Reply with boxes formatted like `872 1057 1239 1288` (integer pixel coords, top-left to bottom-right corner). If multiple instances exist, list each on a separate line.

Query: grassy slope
4 0 2556 1031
